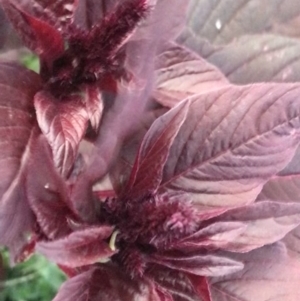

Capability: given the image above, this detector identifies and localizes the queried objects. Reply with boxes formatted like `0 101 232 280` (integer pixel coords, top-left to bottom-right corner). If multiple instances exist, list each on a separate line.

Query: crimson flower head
1 1 300 301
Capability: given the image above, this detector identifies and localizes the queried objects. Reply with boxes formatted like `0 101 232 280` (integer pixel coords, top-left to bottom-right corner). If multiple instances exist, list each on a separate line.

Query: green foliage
0 249 66 301
21 54 40 73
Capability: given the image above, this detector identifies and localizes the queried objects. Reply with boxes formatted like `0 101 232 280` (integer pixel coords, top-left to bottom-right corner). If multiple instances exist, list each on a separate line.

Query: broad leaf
0 63 41 256
53 265 164 301
154 43 228 107
258 145 300 202
36 226 115 268
184 0 300 45
206 201 300 252
127 100 189 195
258 149 300 255
150 253 243 277
34 91 89 177
159 84 300 207
1 1 64 64
189 34 300 85
209 243 300 301
26 135 74 240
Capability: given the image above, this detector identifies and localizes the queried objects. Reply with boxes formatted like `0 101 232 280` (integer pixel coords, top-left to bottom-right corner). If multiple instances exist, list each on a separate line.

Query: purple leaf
257 148 300 255
206 201 300 252
1 1 64 64
209 243 300 301
183 0 300 46
159 84 300 208
154 42 229 108
126 100 189 195
190 34 300 85
52 265 164 301
26 134 74 240
36 226 115 268
34 91 89 177
150 253 243 277
0 63 41 256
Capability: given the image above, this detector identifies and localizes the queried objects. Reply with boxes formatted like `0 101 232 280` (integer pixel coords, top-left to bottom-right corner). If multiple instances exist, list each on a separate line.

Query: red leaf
36 226 115 268
154 42 229 107
189 276 212 301
34 91 89 177
52 265 164 301
2 1 64 65
0 63 41 257
127 100 189 195
209 243 300 301
159 84 300 208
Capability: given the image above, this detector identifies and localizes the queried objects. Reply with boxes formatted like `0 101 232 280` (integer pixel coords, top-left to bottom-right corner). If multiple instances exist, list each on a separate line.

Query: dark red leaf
2 1 64 64
154 42 229 107
209 243 300 301
52 265 164 301
148 267 205 301
126 100 189 195
34 91 89 177
26 134 74 240
0 63 41 257
36 226 115 268
159 84 300 208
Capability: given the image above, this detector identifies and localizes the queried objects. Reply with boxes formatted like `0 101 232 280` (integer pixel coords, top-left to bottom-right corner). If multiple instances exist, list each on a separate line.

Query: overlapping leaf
0 63 41 256
37 226 115 268
127 100 189 195
158 84 300 207
52 265 164 301
154 42 229 107
258 147 300 255
173 201 300 254
148 268 203 301
209 243 300 301
184 0 300 45
34 91 89 177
